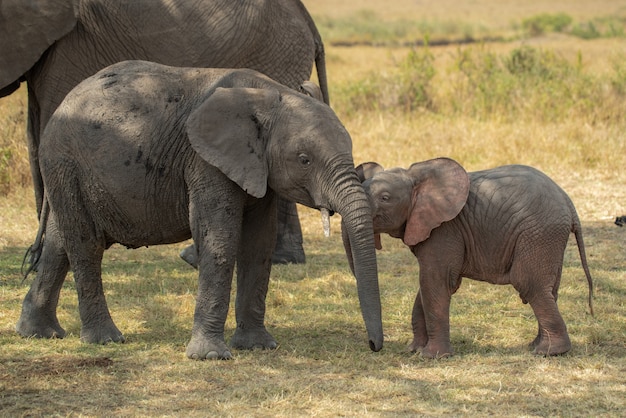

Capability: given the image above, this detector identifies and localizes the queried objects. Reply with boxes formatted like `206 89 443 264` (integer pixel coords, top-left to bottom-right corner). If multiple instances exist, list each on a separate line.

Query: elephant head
183 76 384 352
342 158 470 269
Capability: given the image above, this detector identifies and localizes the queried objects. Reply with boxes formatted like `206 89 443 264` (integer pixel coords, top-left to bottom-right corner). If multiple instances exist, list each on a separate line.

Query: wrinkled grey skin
344 157 593 358
16 61 383 359
0 0 329 264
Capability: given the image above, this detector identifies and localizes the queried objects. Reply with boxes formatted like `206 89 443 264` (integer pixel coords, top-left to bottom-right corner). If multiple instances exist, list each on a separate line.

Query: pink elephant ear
403 158 470 246
355 162 384 183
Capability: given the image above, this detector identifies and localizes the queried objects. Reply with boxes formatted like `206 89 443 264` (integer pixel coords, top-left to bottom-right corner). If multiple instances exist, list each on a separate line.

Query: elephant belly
79 164 192 248
88 188 192 248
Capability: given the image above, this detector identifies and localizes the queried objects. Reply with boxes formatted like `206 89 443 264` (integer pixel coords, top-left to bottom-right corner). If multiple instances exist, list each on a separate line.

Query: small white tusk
321 208 331 237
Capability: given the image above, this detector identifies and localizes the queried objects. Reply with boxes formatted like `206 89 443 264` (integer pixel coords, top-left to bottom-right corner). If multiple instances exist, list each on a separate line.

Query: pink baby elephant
343 157 594 358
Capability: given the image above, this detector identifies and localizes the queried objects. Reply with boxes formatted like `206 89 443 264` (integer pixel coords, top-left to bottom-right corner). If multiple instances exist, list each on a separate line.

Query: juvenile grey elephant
16 60 384 359
1 0 328 264
343 157 593 358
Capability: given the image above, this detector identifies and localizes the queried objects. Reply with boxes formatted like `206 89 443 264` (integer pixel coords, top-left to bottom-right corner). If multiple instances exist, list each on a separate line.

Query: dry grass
1 0 626 416
306 0 626 23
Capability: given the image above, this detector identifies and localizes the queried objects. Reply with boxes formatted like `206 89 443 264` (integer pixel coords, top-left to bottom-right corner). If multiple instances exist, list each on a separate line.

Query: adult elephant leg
272 197 305 264
16 215 68 339
230 193 278 350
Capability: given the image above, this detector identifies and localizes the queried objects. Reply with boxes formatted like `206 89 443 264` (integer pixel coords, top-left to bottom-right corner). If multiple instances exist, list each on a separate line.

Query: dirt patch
0 355 113 379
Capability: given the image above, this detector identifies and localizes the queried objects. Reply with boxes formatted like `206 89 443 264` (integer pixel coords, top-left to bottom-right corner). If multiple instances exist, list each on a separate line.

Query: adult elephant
0 0 329 264
16 61 383 358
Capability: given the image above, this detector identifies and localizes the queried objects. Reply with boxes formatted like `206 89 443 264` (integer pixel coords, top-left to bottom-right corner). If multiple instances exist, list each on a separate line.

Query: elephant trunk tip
369 337 383 352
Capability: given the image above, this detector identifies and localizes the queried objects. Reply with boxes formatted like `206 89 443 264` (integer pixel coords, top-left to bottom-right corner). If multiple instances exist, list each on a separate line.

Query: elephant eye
298 153 311 166
380 193 391 202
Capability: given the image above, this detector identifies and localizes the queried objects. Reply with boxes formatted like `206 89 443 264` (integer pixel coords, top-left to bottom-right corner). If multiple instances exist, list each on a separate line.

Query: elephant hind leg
16 216 69 339
516 276 571 356
50 184 124 344
530 295 572 356
511 231 570 355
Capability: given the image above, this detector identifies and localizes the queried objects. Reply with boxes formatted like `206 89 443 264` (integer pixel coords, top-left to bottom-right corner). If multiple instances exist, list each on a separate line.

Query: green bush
571 16 626 39
335 43 436 115
396 44 436 111
611 53 626 95
522 13 572 36
447 45 609 122
571 21 601 39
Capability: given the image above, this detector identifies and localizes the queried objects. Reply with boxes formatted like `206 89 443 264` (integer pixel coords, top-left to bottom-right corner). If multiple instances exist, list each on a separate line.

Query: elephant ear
355 162 384 183
186 87 280 198
355 162 384 249
300 81 323 102
404 158 470 246
0 0 77 90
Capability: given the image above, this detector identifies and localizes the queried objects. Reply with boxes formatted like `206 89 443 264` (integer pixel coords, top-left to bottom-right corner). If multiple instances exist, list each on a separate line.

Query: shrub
335 42 436 115
396 43 436 111
522 13 572 36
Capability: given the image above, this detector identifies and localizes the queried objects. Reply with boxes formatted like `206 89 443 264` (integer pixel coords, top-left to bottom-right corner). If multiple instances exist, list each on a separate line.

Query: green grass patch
315 10 626 47
333 44 626 125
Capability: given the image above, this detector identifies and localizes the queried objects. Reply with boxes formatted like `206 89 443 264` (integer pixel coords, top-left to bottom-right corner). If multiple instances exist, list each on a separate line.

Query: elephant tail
295 0 330 105
571 212 594 316
21 192 50 281
314 43 329 106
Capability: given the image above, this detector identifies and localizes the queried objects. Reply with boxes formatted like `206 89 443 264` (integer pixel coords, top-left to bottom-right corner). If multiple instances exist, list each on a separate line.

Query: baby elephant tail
572 215 594 316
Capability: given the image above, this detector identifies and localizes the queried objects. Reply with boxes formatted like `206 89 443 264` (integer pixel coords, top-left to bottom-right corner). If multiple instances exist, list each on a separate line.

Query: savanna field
1 0 625 416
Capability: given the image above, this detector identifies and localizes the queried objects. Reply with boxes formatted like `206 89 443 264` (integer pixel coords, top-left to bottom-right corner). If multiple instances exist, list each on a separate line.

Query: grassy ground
1 0 626 416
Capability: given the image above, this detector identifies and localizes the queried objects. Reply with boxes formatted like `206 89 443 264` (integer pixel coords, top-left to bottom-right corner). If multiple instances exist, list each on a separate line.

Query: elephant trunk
330 173 383 352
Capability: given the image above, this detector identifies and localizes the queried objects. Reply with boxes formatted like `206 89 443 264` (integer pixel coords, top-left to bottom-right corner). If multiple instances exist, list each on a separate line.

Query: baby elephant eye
380 193 390 202
298 153 311 166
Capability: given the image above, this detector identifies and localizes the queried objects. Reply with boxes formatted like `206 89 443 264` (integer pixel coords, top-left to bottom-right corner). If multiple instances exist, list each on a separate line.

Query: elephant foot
530 333 571 356
272 238 305 265
80 322 125 344
408 335 428 352
418 342 454 359
186 334 232 360
230 327 278 350
16 310 66 339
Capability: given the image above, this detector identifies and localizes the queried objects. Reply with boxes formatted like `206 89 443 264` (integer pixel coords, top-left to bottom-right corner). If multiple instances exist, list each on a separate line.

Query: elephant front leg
186 190 246 360
408 289 428 352
186 271 235 360
230 196 278 350
416 269 456 359
16 220 69 339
